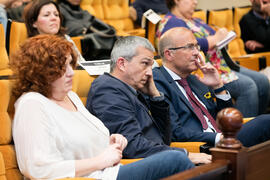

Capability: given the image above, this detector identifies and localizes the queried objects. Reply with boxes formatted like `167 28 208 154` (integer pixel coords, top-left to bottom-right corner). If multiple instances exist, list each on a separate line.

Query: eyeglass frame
167 43 201 51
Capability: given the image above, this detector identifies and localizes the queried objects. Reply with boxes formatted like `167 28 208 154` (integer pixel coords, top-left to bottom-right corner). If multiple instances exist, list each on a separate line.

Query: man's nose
146 66 153 76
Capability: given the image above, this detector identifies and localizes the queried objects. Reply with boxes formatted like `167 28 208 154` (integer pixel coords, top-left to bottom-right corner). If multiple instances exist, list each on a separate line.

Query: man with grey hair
86 36 211 164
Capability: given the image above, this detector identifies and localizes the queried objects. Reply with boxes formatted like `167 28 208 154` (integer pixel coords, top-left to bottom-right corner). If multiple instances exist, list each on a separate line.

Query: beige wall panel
197 0 251 10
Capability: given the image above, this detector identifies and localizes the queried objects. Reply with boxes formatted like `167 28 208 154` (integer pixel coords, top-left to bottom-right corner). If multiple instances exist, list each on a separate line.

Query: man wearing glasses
153 27 270 148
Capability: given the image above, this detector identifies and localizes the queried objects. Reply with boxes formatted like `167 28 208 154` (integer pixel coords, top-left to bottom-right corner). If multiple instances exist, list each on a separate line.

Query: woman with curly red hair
10 34 194 180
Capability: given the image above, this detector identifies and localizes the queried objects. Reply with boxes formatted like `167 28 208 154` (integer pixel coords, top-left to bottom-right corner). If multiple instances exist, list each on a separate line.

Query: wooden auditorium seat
0 24 12 77
7 21 27 57
193 9 207 23
102 0 145 37
72 70 97 106
0 79 24 180
80 0 104 20
233 6 251 40
208 8 234 31
0 152 5 180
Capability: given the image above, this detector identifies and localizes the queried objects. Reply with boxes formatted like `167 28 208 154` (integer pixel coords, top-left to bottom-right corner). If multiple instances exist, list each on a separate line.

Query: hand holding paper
216 31 236 50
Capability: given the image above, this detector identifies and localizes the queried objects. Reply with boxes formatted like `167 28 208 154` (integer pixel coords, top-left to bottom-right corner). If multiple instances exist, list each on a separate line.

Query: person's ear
116 57 127 72
174 0 181 5
163 49 174 61
33 21 37 28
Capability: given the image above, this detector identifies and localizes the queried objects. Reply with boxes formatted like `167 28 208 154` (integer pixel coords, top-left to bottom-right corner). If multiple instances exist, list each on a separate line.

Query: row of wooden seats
80 0 145 37
147 6 270 71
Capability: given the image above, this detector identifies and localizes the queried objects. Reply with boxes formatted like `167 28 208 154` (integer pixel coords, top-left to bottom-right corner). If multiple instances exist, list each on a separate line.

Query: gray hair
158 33 175 62
110 36 155 72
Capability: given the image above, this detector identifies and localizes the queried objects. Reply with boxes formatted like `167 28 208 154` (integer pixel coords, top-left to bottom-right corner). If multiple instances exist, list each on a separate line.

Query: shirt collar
105 72 137 95
163 65 183 81
127 84 137 95
253 10 269 23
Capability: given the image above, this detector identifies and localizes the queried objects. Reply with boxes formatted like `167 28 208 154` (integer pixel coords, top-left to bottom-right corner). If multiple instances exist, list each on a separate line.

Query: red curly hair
10 34 78 99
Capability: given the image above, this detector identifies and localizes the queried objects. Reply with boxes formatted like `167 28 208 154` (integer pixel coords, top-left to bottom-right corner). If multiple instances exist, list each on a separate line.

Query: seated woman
23 0 85 62
11 34 194 180
156 0 270 117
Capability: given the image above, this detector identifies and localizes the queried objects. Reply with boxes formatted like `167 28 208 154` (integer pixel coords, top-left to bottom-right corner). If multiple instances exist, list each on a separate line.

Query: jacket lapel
187 76 212 109
159 66 195 112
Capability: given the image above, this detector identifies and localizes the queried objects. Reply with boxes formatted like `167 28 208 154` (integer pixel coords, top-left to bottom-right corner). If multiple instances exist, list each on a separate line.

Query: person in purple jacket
156 0 270 117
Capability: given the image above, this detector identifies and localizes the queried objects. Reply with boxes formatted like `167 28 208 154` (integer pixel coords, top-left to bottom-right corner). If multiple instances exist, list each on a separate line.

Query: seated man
86 36 210 164
153 27 270 147
240 0 270 53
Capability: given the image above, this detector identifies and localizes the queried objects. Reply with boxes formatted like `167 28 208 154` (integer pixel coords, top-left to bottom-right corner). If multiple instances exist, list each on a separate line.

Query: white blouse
13 91 120 180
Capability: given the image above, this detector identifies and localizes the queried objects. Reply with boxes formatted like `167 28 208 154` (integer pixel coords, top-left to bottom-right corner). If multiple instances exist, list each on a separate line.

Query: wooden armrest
120 158 142 165
170 142 206 153
57 178 95 180
243 117 254 124
232 56 260 71
155 59 162 66
71 36 83 53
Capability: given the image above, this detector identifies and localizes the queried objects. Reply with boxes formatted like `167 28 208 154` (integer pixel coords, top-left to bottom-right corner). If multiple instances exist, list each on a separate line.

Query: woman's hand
75 143 122 176
207 28 229 49
98 143 123 168
110 134 128 151
214 28 228 43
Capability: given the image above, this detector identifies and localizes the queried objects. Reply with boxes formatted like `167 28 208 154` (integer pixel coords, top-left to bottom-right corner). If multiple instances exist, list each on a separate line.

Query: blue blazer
153 66 233 145
86 73 184 158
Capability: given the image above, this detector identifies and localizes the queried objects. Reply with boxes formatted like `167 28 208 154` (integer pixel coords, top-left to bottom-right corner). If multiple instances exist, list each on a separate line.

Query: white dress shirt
13 91 120 180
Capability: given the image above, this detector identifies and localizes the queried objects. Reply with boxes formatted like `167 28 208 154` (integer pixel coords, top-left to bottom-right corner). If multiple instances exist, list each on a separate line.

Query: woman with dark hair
11 34 194 180
23 0 85 62
156 0 270 117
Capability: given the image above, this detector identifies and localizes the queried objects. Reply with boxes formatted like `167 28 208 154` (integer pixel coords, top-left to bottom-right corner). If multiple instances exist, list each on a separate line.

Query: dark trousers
237 114 270 147
117 150 194 180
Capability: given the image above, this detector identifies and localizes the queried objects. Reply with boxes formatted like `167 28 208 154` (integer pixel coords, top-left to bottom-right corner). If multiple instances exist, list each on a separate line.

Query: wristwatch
214 86 226 94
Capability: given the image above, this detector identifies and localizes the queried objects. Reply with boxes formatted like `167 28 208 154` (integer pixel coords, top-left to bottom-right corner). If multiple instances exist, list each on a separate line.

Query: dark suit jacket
153 66 233 145
86 73 184 158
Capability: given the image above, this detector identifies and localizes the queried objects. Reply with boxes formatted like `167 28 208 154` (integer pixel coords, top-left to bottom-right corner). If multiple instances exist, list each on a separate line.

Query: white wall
197 0 251 10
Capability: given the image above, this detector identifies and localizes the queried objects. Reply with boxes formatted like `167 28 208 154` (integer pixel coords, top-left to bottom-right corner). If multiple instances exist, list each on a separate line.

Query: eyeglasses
168 43 200 51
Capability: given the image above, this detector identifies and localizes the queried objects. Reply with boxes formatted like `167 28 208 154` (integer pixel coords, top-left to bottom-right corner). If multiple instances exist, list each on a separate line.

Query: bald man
153 27 270 147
